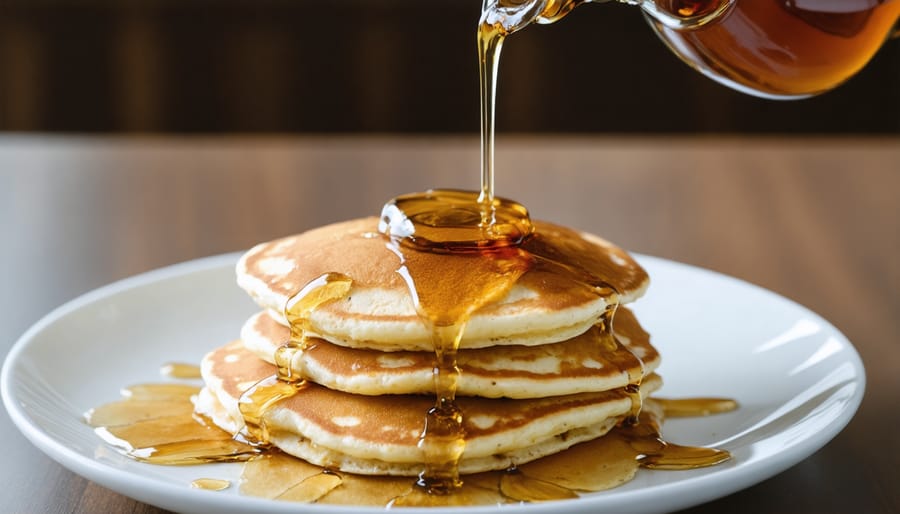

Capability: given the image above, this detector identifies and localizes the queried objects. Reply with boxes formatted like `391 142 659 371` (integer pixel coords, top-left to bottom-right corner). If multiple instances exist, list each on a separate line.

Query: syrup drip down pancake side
195 341 662 476
236 217 649 351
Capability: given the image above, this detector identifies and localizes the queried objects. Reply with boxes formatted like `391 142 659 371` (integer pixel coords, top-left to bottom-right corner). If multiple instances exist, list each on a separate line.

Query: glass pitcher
482 0 900 99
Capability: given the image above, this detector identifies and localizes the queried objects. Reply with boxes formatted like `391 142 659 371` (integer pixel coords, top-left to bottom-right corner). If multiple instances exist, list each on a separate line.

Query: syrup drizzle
478 19 504 208
380 192 534 492
87 381 735 505
380 196 648 493
237 272 352 446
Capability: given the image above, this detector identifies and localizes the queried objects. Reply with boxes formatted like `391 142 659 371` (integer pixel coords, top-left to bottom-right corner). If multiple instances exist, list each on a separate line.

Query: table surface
1 135 897 513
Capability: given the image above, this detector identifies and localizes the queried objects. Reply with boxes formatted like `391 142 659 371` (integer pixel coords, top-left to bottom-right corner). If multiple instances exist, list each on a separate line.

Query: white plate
1 253 865 514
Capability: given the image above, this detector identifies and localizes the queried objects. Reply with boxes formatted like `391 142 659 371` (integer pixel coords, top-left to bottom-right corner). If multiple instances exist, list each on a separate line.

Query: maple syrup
85 383 258 465
481 0 899 98
656 397 739 417
651 0 900 97
160 362 202 379
191 478 231 491
87 379 734 506
237 272 352 446
379 191 534 493
378 192 658 493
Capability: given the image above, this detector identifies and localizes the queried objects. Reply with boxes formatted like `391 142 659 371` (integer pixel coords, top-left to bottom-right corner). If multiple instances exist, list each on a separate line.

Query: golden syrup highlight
237 272 353 446
86 357 735 505
85 383 258 465
159 362 202 379
378 189 652 493
656 397 739 417
191 478 231 491
380 192 534 493
652 0 900 97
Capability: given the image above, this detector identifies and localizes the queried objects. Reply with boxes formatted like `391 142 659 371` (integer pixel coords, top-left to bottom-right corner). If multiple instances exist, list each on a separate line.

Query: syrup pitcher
481 0 900 98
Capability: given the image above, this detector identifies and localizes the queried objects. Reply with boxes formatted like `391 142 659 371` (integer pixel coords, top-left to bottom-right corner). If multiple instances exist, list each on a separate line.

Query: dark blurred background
2 0 898 134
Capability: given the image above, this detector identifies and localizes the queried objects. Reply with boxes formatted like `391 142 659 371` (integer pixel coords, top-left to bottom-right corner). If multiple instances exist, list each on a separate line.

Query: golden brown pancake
195 341 661 476
236 217 649 351
241 307 659 398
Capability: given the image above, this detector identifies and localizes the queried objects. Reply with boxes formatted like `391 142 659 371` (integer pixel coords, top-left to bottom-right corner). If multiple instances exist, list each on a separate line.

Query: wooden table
1 135 897 513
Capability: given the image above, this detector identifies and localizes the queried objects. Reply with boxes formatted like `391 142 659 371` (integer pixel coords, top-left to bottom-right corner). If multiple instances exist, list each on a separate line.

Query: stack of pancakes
195 217 660 476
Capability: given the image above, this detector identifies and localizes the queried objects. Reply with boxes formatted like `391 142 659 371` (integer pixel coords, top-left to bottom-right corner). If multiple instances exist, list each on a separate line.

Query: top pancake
237 217 649 351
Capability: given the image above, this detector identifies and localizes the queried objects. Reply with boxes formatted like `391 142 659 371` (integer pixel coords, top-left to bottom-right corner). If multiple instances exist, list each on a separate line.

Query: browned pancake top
241 217 648 312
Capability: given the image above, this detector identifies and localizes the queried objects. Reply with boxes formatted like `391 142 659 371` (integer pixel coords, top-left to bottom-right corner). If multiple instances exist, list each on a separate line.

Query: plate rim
1 252 866 514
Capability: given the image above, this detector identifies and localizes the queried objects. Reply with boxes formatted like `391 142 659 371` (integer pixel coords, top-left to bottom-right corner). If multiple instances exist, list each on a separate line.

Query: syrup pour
477 20 504 209
374 0 652 492
84 0 737 503
381 195 648 493
380 191 534 493
382 16 651 482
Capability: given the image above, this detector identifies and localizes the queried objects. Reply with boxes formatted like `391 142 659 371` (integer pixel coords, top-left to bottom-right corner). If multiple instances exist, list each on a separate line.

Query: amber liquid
238 273 353 446
191 478 231 491
483 0 898 98
160 362 202 379
478 21 505 208
379 191 534 492
87 377 734 506
85 380 259 465
652 0 900 97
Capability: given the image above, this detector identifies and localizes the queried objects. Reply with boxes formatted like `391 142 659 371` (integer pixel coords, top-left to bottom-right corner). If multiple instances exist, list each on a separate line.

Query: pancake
236 217 649 351
241 307 660 398
196 341 661 476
